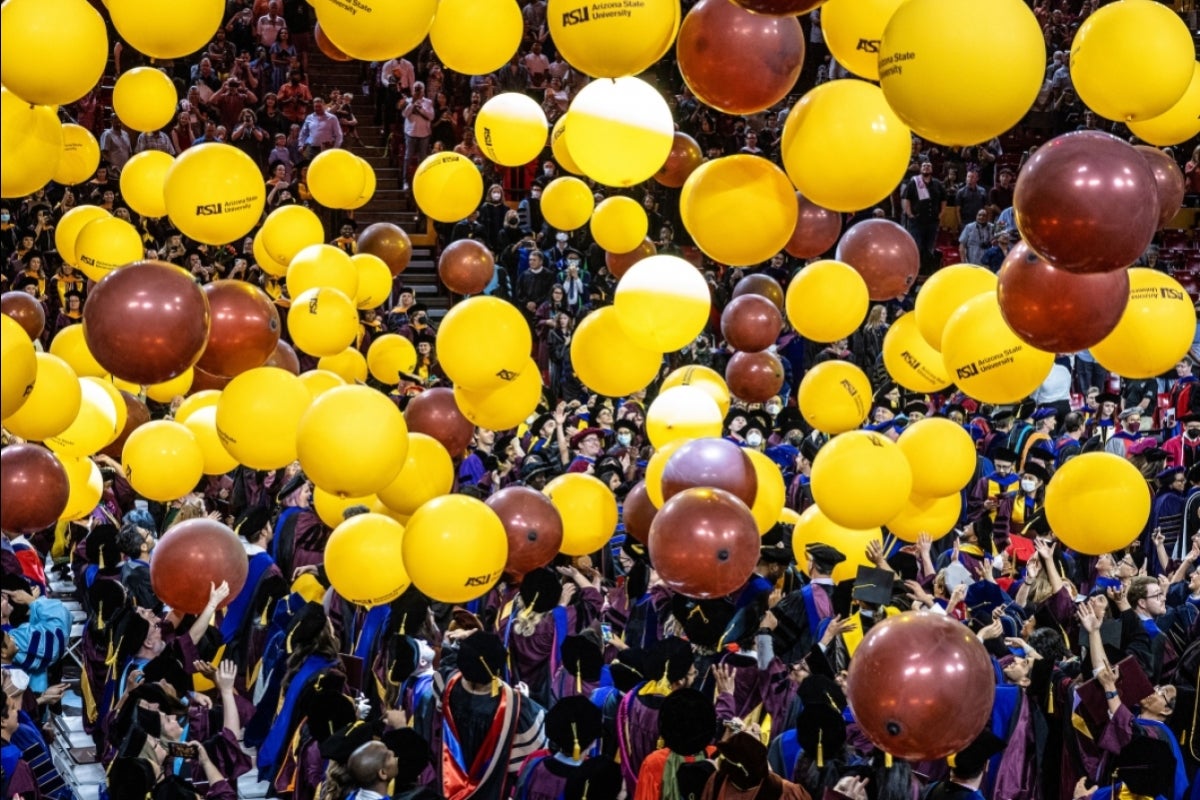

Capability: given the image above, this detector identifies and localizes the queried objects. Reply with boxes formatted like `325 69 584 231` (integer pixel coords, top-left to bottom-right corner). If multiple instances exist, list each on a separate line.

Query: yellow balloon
215 367 312 470
163 143 265 245
121 420 205 502
645 439 687 508
53 124 101 186
317 349 369 384
174 390 221 424
941 292 1055 404
46 379 119 457
120 151 173 219
1 88 62 198
544 473 619 556
297 385 409 497
109 376 142 395
4 353 81 441
430 0 522 74
287 244 358 299
1 316 38 421
412 152 484 223
326 513 411 606
645 386 723 449
781 80 911 213
49 325 106 378
314 0 438 61
253 230 290 278
811 430 913 529
566 77 674 188
878 0 1045 145
590 196 648 254
798 360 871 435
571 306 662 398
402 494 508 602
822 0 904 80
913 264 998 351
661 365 731 418
307 148 371 210
1 0 107 106
682 155 797 265
353 254 392 310
896 417 976 497
550 115 583 175
882 313 950 394
437 296 531 392
288 287 359 358
367 335 417 385
1128 62 1200 146
791 505 880 583
1090 268 1195 379
475 93 549 168
1045 453 1151 555
779 507 801 528
746 449 786 535
300 368 349 397
377 433 454 516
182 405 239 475
1070 0 1194 123
547 0 679 78
785 260 870 344
314 488 377 528
108 0 223 59
59 455 103 522
146 369 194 404
885 493 961 543
454 360 544 430
541 177 595 231
54 206 110 268
614 254 711 352
74 217 143 282
261 206 326 268
344 157 376 210
112 67 177 132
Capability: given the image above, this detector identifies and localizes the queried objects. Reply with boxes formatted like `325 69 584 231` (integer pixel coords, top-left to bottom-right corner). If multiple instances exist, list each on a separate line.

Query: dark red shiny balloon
1013 131 1159 274
678 0 804 116
606 238 657 280
731 274 785 314
725 350 784 403
1 292 46 341
438 239 495 295
785 193 842 259
1135 145 1187 230
731 0 826 15
404 387 475 457
846 611 995 761
82 261 211 385
648 487 760 598
622 481 657 543
149 518 249 614
314 21 352 61
357 222 413 277
835 219 919 301
99 392 152 460
0 444 70 533
997 243 1129 353
654 133 704 189
196 280 280 378
720 294 783 352
486 486 564 579
265 339 301 374
662 438 758 507
190 366 231 393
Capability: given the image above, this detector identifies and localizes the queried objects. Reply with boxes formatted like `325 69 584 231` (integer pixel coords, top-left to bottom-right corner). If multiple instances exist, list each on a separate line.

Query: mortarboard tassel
817 729 824 768
575 668 582 695
571 721 581 761
884 752 893 768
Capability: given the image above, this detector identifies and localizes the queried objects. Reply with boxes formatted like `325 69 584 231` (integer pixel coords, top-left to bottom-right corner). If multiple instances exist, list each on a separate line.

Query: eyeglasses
1144 591 1164 600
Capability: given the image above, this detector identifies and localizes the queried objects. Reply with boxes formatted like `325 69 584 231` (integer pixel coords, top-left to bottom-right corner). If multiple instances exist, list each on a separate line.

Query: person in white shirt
958 210 994 265
256 0 287 48
400 81 434 189
298 97 343 159
99 118 133 170
522 41 550 88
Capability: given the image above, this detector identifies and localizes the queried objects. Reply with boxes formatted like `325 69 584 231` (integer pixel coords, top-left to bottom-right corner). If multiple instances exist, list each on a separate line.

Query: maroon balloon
654 133 704 189
622 481 658 544
486 486 565 579
835 219 919 301
677 0 804 115
190 366 231 393
438 239 495 295
997 243 1129 353
1135 145 1187 230
0 444 70 533
720 294 783 352
785 193 842 259
731 0 826 16
99 391 152 460
846 611 995 760
404 387 475 457
82 260 211 385
725 350 784 403
196 280 281 378
1013 131 1159 274
731 273 785 314
265 339 301 374
648 487 760 598
357 222 413 277
661 437 758 507
150 518 249 614
1 291 46 341
606 238 657 280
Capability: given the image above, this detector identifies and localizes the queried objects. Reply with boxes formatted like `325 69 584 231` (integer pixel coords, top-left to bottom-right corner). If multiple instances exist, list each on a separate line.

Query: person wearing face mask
998 462 1048 544
518 184 545 240
741 413 769 451
1104 408 1147 459
1164 414 1200 471
969 447 1021 537
609 419 641 455
479 183 509 250
560 256 586 312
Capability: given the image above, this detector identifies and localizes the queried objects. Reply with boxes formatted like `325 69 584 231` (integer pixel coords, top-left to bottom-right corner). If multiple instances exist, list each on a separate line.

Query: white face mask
745 432 763 447
766 403 782 416
1020 478 1038 493
616 432 633 447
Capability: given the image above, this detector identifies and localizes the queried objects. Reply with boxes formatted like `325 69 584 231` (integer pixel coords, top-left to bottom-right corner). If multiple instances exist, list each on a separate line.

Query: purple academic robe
616 689 666 794
516 754 586 800
990 691 1041 800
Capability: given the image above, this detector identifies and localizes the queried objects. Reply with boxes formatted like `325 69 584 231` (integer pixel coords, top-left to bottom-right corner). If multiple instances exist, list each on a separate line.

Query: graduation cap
715 731 770 790
613 418 640 437
744 411 772 434
561 633 604 688
85 523 122 571
805 543 846 573
776 407 804 434
646 636 695 687
111 606 152 665
851 566 894 607
569 427 609 448
799 437 821 463
141 653 191 698
127 681 188 717
948 728 1005 778
793 703 847 769
1021 462 1050 484
832 579 856 619
965 581 1008 626
106 758 156 800
300 673 357 743
989 408 1016 424
152 776 199 800
1026 447 1055 469
0 572 30 593
904 401 929 417
387 634 421 685
381 728 432 786
887 551 919 583
1110 735 1176 797
388 586 431 637
319 719 382 763
233 506 271 539
659 688 717 754
1031 406 1058 421
758 522 793 565
545 695 603 758
277 471 309 501
564 757 623 800
724 408 751 431
610 647 647 693
286 602 327 655
86 579 127 634
520 454 558 483
457 632 507 692
801 642 836 680
991 446 1019 464
1095 392 1120 405
671 595 736 650
799 673 846 712
1075 656 1156 737
519 567 563 614
1157 466 1187 485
